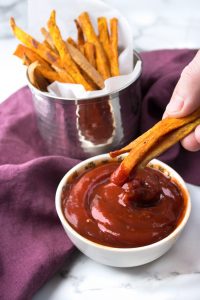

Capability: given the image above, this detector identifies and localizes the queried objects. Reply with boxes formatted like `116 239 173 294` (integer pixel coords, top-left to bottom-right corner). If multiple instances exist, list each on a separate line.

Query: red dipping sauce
62 162 186 248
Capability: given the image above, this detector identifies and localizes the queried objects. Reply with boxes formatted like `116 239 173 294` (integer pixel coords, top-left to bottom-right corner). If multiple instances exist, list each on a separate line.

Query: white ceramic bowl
55 154 191 267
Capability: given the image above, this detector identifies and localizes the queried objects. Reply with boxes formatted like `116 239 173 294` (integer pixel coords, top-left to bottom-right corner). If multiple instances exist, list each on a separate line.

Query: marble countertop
1 0 200 299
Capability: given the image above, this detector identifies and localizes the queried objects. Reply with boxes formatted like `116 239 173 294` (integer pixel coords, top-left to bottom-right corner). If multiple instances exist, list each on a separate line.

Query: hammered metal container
28 51 142 159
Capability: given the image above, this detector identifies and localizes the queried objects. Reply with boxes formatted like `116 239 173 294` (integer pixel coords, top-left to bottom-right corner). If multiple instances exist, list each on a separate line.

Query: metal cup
28 51 142 159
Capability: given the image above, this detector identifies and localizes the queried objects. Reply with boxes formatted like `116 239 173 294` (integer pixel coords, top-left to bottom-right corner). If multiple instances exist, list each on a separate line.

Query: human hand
163 50 200 151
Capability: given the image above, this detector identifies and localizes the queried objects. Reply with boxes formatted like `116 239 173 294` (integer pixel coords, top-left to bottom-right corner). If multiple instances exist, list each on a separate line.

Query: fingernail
166 98 184 113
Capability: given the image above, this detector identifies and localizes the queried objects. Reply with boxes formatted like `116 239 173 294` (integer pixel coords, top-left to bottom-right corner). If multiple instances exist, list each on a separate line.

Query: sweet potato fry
138 118 200 169
67 37 78 48
15 43 74 83
66 43 97 89
110 107 200 185
34 61 72 83
66 42 104 89
83 42 96 68
110 18 119 76
74 19 85 45
27 61 49 91
98 17 110 62
66 44 97 89
22 54 32 66
78 12 110 80
42 40 52 50
23 54 73 83
41 27 58 53
11 11 120 91
78 45 85 55
47 10 93 91
67 37 84 54
13 44 50 67
51 65 75 83
10 17 63 67
110 107 200 158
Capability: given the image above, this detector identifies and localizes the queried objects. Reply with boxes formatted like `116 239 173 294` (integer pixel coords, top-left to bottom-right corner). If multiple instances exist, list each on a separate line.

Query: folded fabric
0 49 199 300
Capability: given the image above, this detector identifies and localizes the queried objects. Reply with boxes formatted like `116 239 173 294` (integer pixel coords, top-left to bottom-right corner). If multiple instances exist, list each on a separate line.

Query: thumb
164 50 200 118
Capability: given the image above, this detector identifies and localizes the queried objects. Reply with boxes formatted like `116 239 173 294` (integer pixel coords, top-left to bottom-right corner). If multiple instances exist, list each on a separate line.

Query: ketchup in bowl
62 161 186 248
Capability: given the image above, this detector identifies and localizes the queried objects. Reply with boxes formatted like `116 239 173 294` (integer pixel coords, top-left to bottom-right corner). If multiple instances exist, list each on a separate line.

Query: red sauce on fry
62 162 186 248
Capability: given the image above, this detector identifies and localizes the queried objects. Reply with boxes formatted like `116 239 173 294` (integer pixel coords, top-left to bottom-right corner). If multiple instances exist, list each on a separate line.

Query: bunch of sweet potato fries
10 11 119 91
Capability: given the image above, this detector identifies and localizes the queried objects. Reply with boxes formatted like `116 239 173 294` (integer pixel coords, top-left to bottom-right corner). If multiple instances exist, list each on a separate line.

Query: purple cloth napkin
0 49 199 300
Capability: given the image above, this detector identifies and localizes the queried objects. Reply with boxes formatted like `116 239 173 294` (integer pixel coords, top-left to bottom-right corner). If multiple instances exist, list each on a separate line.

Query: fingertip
165 96 184 117
162 111 169 119
181 131 200 152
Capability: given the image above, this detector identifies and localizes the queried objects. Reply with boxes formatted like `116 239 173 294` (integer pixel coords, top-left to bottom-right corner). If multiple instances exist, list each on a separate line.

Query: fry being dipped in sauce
61 109 200 248
62 161 185 248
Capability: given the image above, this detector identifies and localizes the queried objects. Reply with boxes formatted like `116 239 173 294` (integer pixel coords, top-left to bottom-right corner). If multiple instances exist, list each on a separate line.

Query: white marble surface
0 0 200 299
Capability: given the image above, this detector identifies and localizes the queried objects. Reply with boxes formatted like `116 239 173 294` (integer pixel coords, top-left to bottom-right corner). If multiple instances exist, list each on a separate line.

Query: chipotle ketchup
62 162 185 248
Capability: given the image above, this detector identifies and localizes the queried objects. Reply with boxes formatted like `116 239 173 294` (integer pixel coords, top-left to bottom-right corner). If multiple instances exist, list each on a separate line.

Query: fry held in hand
10 10 121 92
110 107 200 186
138 118 200 169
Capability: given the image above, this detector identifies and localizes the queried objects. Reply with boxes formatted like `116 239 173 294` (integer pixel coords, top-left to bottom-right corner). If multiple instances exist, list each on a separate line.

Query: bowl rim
27 50 142 101
55 153 191 252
